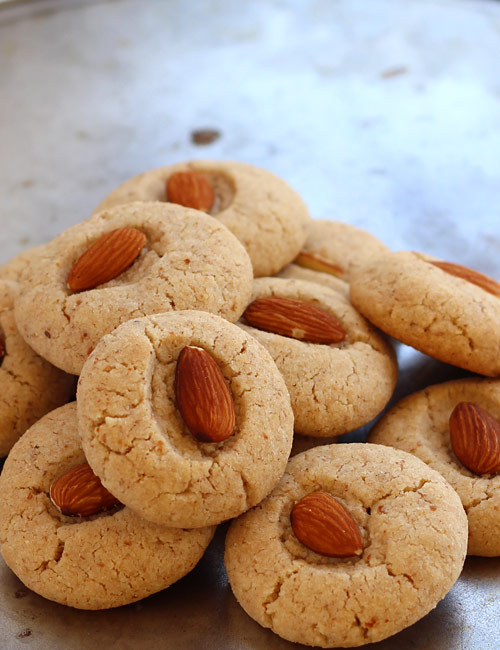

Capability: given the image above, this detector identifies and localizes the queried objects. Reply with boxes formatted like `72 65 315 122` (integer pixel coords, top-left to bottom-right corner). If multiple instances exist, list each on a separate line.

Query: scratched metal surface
0 0 500 648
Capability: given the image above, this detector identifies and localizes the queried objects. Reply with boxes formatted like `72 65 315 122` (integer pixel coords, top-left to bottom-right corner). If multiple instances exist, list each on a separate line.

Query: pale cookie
0 280 75 457
239 277 397 437
14 201 253 375
225 443 468 648
281 219 389 285
350 250 500 376
77 311 294 528
0 403 215 610
94 160 310 277
370 377 500 556
276 263 350 298
0 245 46 282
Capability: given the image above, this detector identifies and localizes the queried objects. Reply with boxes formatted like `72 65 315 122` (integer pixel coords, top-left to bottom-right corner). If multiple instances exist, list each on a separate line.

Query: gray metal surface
0 0 499 648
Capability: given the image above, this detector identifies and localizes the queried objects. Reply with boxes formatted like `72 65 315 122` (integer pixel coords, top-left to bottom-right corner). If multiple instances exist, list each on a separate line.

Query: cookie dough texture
288 219 389 283
0 403 215 609
225 443 467 648
14 201 253 375
350 250 500 376
370 378 500 556
239 278 398 437
94 160 311 277
0 280 75 457
77 311 294 528
276 263 349 298
0 245 46 282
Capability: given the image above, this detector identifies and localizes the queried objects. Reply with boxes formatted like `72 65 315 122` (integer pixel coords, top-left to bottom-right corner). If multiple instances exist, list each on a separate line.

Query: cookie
239 277 398 437
0 245 46 282
350 250 500 376
225 443 468 647
281 219 389 286
14 201 253 375
276 263 350 298
77 311 294 528
0 403 215 610
94 160 310 277
0 280 75 457
370 377 500 556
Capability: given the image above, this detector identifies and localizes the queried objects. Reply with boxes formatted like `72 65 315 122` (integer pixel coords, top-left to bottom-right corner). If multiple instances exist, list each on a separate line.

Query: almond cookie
370 377 500 556
0 280 75 457
14 201 253 375
94 160 310 277
279 219 389 289
239 277 398 437
0 244 46 282
350 250 500 376
225 443 468 648
0 403 215 610
77 311 294 528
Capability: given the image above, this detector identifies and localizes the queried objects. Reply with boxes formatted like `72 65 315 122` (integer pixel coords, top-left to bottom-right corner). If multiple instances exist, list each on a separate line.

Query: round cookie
77 311 294 528
94 160 310 277
370 377 500 556
225 443 468 648
239 277 398 437
350 250 500 376
0 280 75 457
276 263 349 298
0 244 46 282
282 219 389 285
0 403 215 610
14 201 253 375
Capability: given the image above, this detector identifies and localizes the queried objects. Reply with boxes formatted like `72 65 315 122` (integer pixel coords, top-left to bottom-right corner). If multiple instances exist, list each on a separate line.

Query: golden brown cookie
239 277 398 437
14 201 253 375
370 377 500 556
0 403 215 609
350 250 500 376
77 311 294 528
225 443 467 648
94 160 310 277
0 280 75 457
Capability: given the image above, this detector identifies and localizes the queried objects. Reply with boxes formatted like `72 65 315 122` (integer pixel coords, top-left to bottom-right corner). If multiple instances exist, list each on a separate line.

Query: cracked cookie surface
239 277 398 437
0 403 215 610
14 201 253 375
77 311 294 528
225 443 467 648
0 280 75 457
350 250 500 376
93 160 310 277
370 377 500 556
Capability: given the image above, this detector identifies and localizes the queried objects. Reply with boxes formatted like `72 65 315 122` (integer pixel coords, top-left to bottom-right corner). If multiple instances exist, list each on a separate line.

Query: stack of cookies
0 159 497 648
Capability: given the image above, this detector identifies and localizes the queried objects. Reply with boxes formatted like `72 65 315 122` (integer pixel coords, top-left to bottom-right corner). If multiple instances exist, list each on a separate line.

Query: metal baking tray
1 0 499 647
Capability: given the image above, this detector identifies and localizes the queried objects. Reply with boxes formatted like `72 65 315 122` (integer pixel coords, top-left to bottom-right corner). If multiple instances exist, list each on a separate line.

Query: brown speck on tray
190 128 221 145
14 589 28 599
16 628 32 639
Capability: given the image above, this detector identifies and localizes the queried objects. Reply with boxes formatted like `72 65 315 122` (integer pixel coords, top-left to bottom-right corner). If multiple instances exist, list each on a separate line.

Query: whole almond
449 402 500 475
166 171 215 213
49 462 121 517
291 491 363 557
67 227 146 291
175 346 236 443
430 260 500 298
243 296 346 344
294 251 345 278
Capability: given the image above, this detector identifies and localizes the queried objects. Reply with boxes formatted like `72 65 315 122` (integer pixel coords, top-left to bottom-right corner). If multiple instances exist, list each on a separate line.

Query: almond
175 346 236 443
294 251 345 277
243 296 346 344
291 491 363 557
0 339 5 364
166 171 215 213
430 260 500 298
49 462 121 517
449 402 500 475
67 227 146 291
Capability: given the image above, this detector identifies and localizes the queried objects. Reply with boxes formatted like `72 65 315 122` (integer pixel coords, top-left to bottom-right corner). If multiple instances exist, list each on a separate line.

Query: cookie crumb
190 128 221 145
